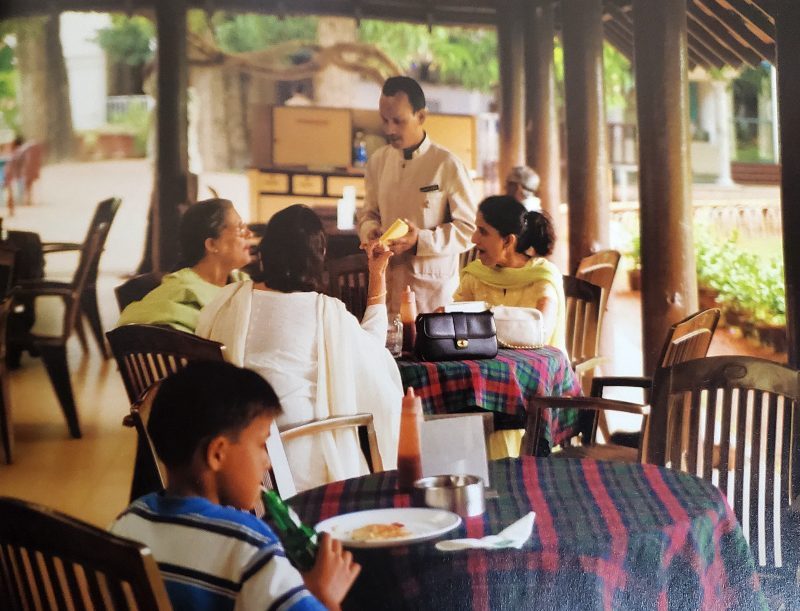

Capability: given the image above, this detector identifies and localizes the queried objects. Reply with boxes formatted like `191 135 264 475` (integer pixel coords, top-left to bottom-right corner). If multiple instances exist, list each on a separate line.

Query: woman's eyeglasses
225 222 251 237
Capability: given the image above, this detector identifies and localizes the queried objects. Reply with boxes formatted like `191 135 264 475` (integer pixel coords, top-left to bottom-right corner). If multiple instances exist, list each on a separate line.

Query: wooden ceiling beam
688 1 763 65
694 0 775 61
718 0 775 40
750 0 775 19
685 18 736 69
686 11 752 66
603 20 634 61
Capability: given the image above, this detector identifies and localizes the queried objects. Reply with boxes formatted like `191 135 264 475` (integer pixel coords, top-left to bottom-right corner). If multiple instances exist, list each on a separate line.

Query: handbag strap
453 313 468 340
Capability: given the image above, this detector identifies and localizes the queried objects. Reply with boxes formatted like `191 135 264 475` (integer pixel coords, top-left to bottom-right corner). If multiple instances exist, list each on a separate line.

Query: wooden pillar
776 0 800 367
633 0 697 373
497 0 526 186
155 0 188 272
525 0 564 270
561 0 609 273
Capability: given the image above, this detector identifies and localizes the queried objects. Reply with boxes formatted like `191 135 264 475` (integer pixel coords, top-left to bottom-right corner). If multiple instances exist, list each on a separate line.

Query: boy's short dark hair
382 76 426 112
147 361 281 469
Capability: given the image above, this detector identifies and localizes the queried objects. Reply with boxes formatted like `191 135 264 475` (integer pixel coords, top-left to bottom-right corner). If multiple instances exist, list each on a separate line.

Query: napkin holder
420 415 490 487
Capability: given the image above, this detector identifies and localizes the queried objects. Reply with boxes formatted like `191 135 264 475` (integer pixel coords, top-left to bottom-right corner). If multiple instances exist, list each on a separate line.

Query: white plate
315 507 462 548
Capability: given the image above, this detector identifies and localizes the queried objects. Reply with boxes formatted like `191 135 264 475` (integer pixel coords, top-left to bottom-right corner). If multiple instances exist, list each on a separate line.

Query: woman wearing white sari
197 204 402 492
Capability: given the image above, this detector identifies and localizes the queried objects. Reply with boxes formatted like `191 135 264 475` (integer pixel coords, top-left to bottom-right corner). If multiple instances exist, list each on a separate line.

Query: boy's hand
303 533 361 611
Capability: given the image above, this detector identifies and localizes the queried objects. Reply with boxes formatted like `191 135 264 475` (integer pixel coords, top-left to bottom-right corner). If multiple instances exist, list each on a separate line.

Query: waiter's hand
359 228 382 253
388 219 419 256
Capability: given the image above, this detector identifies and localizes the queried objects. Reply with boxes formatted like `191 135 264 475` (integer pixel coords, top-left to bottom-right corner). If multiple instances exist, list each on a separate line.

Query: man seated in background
111 361 360 611
505 165 541 212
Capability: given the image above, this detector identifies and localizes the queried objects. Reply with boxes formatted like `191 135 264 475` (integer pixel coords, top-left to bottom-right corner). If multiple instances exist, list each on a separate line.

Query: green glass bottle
261 488 319 572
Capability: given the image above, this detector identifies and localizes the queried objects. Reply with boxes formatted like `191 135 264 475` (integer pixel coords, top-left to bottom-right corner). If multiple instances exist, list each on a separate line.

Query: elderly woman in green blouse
117 198 252 333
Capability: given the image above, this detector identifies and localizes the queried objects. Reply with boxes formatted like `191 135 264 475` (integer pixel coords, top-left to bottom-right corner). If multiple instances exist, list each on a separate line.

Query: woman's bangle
367 290 387 304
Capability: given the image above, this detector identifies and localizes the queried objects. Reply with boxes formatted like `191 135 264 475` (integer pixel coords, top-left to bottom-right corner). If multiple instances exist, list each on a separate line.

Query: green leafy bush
694 232 785 327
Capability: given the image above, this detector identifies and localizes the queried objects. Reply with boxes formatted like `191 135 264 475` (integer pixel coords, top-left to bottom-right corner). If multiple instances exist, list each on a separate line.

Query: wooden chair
106 324 226 500
575 249 620 322
597 307 721 449
574 250 621 441
114 272 165 312
280 413 384 475
650 356 800 579
0 244 17 298
40 197 121 359
9 223 110 438
0 496 172 610
0 298 15 464
459 247 479 270
562 275 604 390
326 253 369 320
131 380 382 504
524 308 721 462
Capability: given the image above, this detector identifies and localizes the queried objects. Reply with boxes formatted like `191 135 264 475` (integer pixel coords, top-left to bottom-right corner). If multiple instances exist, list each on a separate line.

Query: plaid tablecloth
291 458 765 611
396 347 582 446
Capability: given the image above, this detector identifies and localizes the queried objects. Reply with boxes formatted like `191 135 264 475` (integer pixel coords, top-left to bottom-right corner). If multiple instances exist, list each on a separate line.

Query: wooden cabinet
248 168 365 223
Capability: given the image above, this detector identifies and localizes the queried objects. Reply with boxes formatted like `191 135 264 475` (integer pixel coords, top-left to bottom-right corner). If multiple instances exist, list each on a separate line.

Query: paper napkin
435 511 535 552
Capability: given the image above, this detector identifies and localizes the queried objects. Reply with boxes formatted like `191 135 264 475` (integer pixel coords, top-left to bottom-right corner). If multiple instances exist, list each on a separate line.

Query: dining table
291 457 766 610
396 347 582 450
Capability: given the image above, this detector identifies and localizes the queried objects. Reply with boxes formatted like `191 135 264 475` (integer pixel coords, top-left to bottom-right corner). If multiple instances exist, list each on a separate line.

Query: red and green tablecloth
291 457 765 611
396 347 582 446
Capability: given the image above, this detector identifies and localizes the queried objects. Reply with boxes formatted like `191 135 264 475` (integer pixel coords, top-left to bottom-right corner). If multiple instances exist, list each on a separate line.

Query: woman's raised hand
366 240 393 277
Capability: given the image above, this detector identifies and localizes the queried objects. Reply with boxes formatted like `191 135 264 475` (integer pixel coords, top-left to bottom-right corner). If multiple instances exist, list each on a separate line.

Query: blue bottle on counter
353 131 367 168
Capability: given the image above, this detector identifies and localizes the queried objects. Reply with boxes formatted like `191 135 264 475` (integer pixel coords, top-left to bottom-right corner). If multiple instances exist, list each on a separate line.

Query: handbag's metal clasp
456 339 469 349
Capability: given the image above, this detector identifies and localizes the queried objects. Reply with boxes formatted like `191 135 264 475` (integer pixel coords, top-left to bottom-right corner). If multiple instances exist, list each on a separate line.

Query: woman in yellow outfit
453 195 566 458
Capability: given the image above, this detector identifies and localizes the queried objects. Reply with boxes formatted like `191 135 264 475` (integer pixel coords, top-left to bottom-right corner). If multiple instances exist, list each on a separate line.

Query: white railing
106 95 154 122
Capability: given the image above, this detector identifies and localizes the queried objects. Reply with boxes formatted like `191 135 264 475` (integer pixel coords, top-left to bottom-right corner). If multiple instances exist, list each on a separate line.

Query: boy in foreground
111 361 360 610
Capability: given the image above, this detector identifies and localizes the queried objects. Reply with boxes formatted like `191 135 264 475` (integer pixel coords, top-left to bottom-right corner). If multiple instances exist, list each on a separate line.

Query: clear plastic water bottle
353 131 367 168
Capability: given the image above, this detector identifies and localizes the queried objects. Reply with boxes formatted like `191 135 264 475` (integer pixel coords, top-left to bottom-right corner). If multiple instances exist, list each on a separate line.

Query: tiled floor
0 159 784 527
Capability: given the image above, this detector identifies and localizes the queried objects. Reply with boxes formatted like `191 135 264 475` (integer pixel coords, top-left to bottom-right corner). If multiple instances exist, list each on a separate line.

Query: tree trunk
314 17 357 107
16 14 74 161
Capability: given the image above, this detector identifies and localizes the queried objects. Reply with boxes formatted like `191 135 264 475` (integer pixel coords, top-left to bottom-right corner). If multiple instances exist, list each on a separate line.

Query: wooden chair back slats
650 356 800 569
459 247 479 270
658 308 720 368
107 325 226 501
562 275 602 366
107 325 226 404
575 249 620 327
326 254 369 320
278 413 384 476
114 272 164 312
0 497 172 610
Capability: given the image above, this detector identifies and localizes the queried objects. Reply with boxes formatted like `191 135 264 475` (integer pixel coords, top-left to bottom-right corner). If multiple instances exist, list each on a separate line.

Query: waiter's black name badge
420 184 440 193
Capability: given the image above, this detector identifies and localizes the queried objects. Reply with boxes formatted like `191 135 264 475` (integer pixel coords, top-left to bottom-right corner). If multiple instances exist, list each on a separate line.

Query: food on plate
378 219 409 245
350 522 411 542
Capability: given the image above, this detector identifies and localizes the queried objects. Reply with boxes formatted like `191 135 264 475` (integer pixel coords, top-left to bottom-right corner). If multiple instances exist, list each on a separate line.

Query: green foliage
204 12 318 53
695 230 785 326
358 21 498 92
0 42 18 132
603 44 633 111
95 15 155 67
107 101 151 156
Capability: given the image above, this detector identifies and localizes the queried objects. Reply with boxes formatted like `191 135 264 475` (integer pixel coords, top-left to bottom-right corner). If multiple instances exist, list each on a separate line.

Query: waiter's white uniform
357 134 477 314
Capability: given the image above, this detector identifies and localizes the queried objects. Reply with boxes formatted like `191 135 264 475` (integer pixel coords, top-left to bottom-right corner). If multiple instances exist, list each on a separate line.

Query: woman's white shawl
196 281 402 488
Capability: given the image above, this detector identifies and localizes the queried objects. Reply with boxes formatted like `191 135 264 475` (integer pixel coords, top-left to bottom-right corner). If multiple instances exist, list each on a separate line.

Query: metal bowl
412 474 485 518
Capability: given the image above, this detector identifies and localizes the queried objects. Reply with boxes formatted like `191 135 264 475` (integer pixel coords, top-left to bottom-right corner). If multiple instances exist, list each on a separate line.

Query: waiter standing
357 76 477 314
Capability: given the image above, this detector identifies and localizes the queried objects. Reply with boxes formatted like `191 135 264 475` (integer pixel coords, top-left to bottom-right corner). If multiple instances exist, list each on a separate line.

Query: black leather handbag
414 311 498 361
